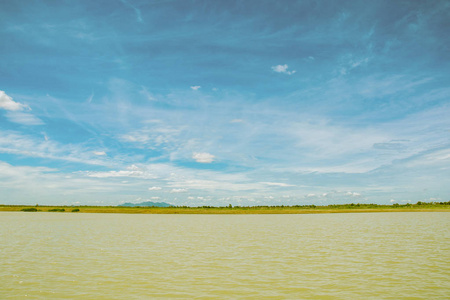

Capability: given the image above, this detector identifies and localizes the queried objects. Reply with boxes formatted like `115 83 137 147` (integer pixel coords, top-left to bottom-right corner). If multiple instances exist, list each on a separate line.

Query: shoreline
1 204 449 214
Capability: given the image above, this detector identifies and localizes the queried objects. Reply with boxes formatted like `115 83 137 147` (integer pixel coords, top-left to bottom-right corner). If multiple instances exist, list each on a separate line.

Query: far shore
1 203 449 214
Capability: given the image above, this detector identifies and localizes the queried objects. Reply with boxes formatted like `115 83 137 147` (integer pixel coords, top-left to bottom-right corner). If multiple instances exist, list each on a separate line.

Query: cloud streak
5 111 44 125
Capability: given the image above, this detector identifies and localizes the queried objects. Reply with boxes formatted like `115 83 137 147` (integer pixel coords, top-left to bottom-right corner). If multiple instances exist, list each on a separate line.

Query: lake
1 212 449 299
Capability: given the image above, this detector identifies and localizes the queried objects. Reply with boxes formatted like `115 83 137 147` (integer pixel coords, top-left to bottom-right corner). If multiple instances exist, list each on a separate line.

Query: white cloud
192 152 215 163
190 86 201 90
0 160 56 178
261 182 295 187
346 191 361 197
89 163 259 193
170 188 188 193
0 91 30 111
82 164 256 194
93 151 107 156
271 64 296 75
0 91 43 125
148 186 162 191
272 64 288 72
87 170 145 178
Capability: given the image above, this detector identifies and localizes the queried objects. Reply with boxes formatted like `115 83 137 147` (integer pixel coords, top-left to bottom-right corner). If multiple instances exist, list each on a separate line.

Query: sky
1 0 449 206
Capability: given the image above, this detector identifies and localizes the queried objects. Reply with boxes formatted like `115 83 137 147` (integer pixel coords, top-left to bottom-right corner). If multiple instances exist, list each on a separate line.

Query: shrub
21 208 38 212
71 208 80 212
48 208 65 212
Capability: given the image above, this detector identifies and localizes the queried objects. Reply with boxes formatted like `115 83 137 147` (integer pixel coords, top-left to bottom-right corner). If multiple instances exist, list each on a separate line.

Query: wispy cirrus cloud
118 125 183 157
0 160 130 205
0 131 111 166
5 111 44 125
86 165 155 179
120 0 143 23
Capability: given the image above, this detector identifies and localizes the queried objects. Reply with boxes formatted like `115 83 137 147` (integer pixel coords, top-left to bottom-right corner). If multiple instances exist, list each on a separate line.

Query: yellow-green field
1 203 449 214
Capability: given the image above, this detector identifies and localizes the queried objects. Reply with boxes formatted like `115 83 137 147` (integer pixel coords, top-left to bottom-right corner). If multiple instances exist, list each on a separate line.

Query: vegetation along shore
0 202 449 214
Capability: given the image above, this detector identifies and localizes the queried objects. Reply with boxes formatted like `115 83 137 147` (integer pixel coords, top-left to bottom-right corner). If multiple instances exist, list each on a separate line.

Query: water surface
1 212 449 299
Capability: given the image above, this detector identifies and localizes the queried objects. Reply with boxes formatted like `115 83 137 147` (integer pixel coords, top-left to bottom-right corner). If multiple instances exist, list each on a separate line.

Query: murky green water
1 212 449 299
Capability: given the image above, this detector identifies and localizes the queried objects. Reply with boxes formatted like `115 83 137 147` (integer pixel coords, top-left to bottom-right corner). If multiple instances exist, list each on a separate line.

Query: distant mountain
119 201 173 207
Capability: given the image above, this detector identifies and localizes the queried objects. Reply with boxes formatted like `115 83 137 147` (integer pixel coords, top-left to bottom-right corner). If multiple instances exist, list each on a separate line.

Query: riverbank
1 203 449 214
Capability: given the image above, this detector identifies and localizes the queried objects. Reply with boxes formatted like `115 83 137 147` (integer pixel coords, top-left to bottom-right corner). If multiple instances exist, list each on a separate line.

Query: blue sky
1 0 449 206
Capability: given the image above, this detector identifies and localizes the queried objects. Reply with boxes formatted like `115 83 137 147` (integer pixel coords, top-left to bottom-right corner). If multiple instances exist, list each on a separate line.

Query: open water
0 212 449 299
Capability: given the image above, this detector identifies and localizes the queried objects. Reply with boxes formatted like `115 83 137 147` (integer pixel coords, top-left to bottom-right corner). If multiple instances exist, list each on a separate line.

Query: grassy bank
0 202 449 214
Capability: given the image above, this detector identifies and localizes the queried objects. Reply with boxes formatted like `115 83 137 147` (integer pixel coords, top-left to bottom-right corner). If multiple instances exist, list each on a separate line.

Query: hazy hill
118 201 173 207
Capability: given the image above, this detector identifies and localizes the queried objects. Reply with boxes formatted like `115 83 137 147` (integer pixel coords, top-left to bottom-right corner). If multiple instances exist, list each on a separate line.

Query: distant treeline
176 201 450 209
